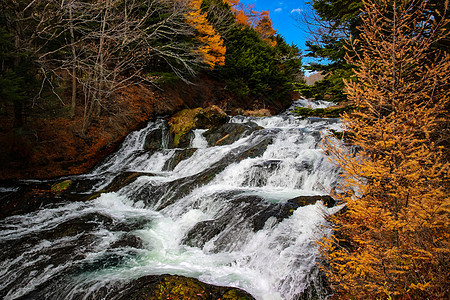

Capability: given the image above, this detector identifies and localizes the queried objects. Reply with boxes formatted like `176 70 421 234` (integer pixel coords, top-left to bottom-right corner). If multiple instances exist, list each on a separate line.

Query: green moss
329 129 345 140
153 277 207 299
293 105 353 119
223 289 254 299
51 179 72 192
124 275 255 300
173 132 183 147
86 190 105 201
168 108 202 147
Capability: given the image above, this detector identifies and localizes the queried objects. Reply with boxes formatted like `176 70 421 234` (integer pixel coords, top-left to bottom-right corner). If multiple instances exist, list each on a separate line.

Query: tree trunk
69 2 77 118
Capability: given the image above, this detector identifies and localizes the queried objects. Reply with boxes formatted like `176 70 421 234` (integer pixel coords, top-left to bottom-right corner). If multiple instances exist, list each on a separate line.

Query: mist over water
0 99 343 300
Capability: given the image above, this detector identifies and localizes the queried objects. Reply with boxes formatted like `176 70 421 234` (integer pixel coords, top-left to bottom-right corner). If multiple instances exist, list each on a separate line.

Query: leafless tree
5 0 214 134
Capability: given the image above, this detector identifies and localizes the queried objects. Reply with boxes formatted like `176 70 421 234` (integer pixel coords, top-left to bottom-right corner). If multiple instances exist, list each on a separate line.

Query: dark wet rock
105 172 156 192
62 177 104 194
163 148 197 171
177 129 195 148
125 179 177 209
294 161 314 172
297 268 332 300
236 136 273 161
183 219 227 248
182 194 268 250
39 212 115 241
144 128 163 151
182 193 336 250
110 233 145 249
253 196 335 232
0 181 65 218
288 195 336 208
114 274 255 300
144 123 169 151
252 203 292 232
113 216 151 232
203 122 262 146
0 172 157 218
241 160 282 187
262 159 282 169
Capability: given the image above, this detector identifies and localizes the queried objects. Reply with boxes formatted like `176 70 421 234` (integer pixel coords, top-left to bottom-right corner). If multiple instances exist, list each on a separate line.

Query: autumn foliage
184 0 226 68
223 0 277 46
320 0 450 298
0 0 300 180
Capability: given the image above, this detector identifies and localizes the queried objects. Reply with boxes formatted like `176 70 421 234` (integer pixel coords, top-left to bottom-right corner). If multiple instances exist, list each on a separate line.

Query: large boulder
168 108 202 148
167 106 230 148
194 105 230 129
182 193 336 251
115 274 255 300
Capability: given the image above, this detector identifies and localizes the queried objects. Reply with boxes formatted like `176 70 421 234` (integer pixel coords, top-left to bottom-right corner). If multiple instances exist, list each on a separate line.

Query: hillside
0 74 292 180
0 0 302 180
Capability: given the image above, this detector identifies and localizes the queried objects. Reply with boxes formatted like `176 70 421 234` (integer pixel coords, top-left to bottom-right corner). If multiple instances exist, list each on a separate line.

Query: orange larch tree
222 0 277 46
254 10 277 47
184 0 226 68
223 0 251 26
320 0 450 298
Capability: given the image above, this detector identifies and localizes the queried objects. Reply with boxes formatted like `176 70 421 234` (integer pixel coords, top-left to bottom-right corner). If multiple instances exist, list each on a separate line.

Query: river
0 99 344 299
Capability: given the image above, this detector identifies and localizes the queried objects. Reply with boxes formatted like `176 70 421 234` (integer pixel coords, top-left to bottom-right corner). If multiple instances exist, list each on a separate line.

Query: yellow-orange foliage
254 11 277 47
320 0 450 299
184 0 226 68
223 0 277 46
222 0 251 26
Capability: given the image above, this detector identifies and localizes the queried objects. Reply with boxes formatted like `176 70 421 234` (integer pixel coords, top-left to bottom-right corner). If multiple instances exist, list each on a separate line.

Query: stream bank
0 99 343 299
0 76 292 180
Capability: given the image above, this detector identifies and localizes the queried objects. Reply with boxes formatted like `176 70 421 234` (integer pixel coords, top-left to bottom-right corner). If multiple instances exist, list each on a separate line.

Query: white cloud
275 8 282 12
290 8 303 14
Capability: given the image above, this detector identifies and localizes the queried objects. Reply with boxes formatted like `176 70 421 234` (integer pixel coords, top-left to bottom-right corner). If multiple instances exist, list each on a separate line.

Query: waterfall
0 99 344 300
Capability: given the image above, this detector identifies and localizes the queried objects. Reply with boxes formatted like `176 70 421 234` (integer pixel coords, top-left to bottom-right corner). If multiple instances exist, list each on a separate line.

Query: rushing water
0 99 344 300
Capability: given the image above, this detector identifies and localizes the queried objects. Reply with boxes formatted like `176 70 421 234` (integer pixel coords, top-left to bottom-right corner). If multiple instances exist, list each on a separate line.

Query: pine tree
320 0 450 298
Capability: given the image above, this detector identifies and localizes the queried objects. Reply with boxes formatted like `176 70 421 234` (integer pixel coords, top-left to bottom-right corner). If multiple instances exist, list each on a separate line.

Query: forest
0 0 302 130
0 0 449 299
0 0 302 178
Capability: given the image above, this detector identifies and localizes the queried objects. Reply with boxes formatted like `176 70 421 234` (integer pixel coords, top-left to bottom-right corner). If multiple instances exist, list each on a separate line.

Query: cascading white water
191 129 209 149
0 98 344 300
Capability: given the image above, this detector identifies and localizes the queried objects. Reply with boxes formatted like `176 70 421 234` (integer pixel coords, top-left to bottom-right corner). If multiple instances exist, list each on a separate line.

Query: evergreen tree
299 0 362 102
301 0 449 103
216 25 301 107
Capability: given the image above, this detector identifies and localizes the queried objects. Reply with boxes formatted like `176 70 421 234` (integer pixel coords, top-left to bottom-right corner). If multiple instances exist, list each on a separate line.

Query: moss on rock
168 108 203 147
51 180 72 192
119 275 255 300
194 105 229 129
168 106 229 148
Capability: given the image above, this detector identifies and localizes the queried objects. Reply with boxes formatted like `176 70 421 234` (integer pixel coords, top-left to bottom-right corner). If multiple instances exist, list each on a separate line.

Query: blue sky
240 0 313 61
